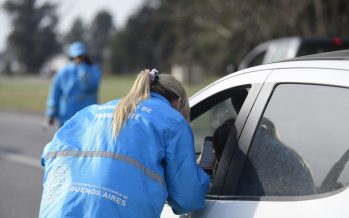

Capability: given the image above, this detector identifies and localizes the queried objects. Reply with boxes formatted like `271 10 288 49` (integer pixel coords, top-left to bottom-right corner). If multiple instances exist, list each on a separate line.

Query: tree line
2 0 349 76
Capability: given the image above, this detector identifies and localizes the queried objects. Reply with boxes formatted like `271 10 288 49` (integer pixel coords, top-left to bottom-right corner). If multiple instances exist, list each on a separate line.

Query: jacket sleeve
164 120 210 214
46 72 63 118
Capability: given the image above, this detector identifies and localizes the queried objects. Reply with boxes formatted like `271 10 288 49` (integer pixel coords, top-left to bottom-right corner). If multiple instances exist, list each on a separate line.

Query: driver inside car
198 118 236 174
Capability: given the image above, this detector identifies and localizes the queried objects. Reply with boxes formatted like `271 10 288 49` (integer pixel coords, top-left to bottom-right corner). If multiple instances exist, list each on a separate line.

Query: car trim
212 185 349 202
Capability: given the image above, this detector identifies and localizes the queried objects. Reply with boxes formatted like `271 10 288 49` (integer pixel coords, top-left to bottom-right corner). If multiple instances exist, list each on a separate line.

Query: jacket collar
150 92 171 106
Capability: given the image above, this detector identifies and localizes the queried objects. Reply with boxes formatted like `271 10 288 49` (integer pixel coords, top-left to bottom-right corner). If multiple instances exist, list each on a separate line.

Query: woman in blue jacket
45 41 101 127
40 69 209 217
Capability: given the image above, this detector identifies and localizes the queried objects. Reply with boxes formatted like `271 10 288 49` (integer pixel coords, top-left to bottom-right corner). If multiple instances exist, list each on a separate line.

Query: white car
237 36 349 70
161 50 349 218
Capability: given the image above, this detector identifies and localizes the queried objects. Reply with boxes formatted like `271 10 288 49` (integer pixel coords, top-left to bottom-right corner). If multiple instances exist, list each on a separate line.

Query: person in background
45 41 101 127
39 69 209 218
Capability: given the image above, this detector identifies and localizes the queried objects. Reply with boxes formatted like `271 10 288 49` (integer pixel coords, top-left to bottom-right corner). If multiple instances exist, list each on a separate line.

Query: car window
190 86 250 153
247 51 266 68
191 87 249 153
263 41 296 64
191 98 237 153
237 84 349 196
190 86 249 195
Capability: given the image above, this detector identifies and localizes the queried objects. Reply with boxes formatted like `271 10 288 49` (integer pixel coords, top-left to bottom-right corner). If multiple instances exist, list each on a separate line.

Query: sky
0 0 145 51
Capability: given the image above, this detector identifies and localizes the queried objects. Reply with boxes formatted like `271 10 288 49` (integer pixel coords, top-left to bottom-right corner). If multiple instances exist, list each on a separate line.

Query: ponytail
112 69 151 137
112 69 190 138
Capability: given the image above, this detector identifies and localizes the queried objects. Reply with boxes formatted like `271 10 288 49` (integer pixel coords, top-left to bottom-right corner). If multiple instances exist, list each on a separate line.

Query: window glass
191 99 236 153
190 87 249 153
264 42 293 63
247 51 266 68
237 84 349 196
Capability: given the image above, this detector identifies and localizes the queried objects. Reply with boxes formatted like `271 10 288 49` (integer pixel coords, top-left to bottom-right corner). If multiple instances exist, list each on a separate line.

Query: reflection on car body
161 49 349 218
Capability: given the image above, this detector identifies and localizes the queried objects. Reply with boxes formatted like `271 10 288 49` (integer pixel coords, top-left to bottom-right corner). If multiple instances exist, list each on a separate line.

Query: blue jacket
40 92 209 218
46 61 101 126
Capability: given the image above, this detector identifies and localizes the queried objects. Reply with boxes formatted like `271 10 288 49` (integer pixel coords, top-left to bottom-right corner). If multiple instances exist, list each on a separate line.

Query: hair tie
149 68 159 84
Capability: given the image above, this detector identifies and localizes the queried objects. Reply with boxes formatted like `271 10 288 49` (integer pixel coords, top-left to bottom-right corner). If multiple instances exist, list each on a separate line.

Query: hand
42 117 55 131
47 117 55 126
196 153 202 165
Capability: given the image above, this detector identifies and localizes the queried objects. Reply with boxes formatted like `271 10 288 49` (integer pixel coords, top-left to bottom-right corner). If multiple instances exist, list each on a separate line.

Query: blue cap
68 41 86 58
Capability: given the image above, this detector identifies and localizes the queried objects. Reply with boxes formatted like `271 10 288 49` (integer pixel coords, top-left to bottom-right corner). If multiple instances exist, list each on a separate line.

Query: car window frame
189 70 271 198
206 83 263 197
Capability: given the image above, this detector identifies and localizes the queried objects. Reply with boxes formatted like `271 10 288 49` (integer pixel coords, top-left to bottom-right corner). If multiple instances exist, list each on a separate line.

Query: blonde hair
112 69 189 138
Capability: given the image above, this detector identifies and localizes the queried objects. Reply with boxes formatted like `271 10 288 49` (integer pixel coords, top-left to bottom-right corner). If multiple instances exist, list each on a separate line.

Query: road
0 111 57 218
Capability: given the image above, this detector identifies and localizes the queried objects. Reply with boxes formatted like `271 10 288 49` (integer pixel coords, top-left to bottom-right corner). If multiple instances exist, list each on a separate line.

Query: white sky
0 0 145 51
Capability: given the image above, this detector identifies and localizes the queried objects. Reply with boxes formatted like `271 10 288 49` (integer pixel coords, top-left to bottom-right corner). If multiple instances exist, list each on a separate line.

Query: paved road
0 111 57 218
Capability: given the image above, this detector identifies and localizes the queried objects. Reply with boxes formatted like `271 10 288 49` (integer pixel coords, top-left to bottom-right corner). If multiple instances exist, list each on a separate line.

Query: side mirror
198 136 217 175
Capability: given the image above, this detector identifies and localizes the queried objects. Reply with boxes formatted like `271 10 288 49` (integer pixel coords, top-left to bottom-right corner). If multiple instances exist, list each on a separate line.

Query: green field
0 75 217 114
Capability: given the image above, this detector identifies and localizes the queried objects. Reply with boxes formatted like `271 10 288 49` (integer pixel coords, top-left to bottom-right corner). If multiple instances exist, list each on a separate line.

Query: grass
0 76 50 113
0 74 218 114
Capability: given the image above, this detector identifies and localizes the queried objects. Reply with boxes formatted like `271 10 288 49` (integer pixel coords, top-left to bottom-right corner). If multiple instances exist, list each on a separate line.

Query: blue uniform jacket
46 62 101 126
40 92 209 218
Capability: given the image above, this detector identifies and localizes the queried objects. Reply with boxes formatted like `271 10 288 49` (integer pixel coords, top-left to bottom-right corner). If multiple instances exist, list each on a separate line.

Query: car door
202 66 349 218
160 70 271 218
